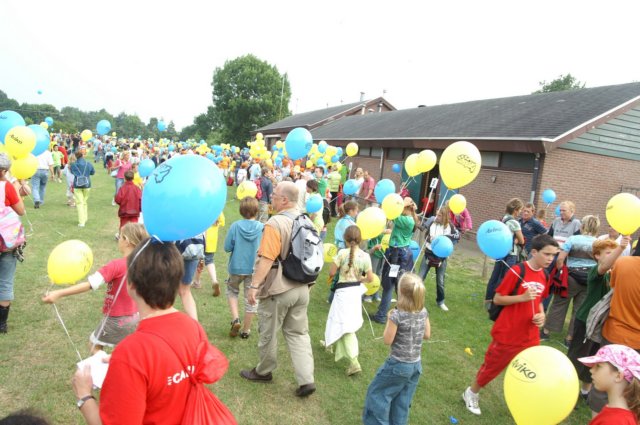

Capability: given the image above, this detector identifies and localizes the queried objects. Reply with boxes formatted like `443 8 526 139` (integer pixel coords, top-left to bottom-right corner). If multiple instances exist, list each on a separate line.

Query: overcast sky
2 0 639 131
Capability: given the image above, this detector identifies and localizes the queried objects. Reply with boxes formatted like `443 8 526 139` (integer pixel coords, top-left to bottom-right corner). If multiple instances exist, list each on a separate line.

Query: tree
211 54 291 143
534 74 585 93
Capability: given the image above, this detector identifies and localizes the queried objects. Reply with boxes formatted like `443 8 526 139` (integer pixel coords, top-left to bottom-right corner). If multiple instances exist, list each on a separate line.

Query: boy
223 197 264 338
462 234 559 415
114 170 142 229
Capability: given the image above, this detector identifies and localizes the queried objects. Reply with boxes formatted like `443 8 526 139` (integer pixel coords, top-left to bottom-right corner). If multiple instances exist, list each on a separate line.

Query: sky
2 0 639 132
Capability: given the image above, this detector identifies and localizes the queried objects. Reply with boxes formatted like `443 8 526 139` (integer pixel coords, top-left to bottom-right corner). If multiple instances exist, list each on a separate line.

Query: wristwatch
76 395 95 409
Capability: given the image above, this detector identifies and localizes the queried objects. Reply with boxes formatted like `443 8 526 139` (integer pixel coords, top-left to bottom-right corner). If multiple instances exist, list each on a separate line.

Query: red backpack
254 177 263 200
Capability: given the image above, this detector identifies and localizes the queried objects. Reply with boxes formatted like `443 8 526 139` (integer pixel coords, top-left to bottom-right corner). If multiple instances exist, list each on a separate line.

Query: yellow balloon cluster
606 193 640 235
48 240 94 285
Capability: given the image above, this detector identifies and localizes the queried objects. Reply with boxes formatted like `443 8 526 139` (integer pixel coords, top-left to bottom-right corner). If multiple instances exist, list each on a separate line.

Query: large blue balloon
157 121 167 132
138 159 156 178
28 124 51 156
542 189 556 204
410 240 420 262
142 155 227 241
44 117 54 126
343 179 359 196
476 220 512 260
306 194 323 213
392 163 401 173
431 235 454 258
374 179 396 204
0 111 26 143
285 127 313 160
96 120 111 136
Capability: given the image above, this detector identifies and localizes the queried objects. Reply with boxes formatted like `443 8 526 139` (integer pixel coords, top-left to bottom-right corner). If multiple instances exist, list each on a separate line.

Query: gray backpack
585 289 613 344
278 212 323 284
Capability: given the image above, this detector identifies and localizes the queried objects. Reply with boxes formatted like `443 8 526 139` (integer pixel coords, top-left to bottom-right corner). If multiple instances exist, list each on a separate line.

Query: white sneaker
439 303 449 312
462 387 481 415
363 296 373 303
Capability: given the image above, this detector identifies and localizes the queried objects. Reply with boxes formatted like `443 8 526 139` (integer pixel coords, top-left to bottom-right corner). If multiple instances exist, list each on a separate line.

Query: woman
70 150 95 228
110 151 131 204
0 153 25 333
543 215 600 346
72 238 234 424
420 205 459 311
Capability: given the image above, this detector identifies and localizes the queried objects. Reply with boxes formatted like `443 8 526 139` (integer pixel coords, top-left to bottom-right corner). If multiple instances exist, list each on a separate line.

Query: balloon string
362 304 377 338
51 303 83 363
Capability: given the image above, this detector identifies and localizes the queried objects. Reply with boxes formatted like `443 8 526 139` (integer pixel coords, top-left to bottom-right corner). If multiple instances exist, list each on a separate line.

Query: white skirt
324 284 367 347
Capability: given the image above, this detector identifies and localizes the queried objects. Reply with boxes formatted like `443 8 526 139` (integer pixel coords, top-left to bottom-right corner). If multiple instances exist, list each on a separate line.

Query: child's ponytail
624 378 640 422
343 225 363 275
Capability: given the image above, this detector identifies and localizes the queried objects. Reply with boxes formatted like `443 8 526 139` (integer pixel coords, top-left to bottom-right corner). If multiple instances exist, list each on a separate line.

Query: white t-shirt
36 151 54 170
597 234 631 257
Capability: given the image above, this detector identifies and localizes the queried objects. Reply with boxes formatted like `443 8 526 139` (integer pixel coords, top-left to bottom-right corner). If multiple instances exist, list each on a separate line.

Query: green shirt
317 177 328 197
52 151 63 167
339 166 348 184
368 235 384 259
389 215 415 248
576 265 610 323
327 171 342 192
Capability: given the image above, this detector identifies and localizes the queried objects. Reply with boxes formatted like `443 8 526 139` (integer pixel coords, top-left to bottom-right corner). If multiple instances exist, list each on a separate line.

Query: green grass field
0 157 591 424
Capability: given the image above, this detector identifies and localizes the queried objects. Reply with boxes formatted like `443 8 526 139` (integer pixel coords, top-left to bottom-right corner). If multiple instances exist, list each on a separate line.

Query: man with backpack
241 181 318 398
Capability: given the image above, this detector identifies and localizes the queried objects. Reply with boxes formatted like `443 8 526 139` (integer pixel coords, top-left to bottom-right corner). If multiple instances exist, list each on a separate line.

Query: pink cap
579 344 640 383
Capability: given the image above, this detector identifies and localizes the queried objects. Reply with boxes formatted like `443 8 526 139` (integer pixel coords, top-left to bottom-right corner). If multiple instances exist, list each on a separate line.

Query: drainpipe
530 153 541 204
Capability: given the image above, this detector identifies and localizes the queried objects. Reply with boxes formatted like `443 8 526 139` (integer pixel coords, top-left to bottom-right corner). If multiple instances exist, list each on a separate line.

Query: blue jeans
182 258 199 284
485 254 516 301
363 357 422 425
30 169 49 204
420 258 447 305
0 251 18 301
373 246 413 322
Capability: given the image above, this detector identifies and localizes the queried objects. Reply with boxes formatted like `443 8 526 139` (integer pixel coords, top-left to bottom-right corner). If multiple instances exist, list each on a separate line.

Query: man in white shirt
31 150 54 208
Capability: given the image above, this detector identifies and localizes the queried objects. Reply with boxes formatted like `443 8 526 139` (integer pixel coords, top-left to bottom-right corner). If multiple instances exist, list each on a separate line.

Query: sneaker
540 329 550 341
240 331 250 339
78 223 85 228
462 387 481 415
229 319 241 337
439 303 449 312
34 202 40 209
363 296 373 303
346 362 362 376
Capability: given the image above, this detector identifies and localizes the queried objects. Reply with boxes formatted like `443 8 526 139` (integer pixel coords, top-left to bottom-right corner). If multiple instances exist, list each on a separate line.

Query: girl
325 225 374 376
579 344 640 424
372 197 418 324
193 212 225 294
42 223 148 353
363 272 430 425
236 162 248 186
329 201 358 303
306 180 326 241
64 154 76 207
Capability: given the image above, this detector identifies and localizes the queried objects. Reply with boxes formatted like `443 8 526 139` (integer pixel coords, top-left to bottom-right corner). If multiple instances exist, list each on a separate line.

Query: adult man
240 181 316 397
519 203 547 255
548 201 581 246
257 168 273 224
358 170 376 209
327 165 341 217
31 149 54 208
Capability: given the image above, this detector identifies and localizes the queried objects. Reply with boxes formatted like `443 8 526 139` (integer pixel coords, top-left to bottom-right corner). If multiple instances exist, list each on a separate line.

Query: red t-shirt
360 176 376 201
3 181 19 207
100 312 207 425
98 258 136 316
589 406 637 425
491 262 550 346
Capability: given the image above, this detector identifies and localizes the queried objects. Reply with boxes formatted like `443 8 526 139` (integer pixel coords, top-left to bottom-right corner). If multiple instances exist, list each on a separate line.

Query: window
481 151 500 167
358 147 371 156
371 147 382 158
387 148 403 160
501 152 535 170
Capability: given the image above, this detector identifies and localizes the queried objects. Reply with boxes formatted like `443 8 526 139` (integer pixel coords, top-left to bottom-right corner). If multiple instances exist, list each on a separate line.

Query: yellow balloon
606 193 640 235
418 149 437 173
265 159 273 168
306 160 313 169
356 207 387 240
10 154 38 179
336 163 343 171
40 122 49 129
48 240 94 285
364 274 381 296
448 194 467 214
256 132 263 140
0 143 5 154
5 126 36 159
440 141 481 189
323 243 338 263
504 346 578 425
381 193 404 220
236 181 258 200
404 153 420 177
81 129 93 142
346 142 358 157
112 132 117 137
380 233 390 251
326 146 338 157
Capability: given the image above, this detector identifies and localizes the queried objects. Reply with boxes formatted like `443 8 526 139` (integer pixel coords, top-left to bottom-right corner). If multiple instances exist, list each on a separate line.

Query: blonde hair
624 377 640 422
580 215 600 237
560 201 576 214
396 272 425 313
120 223 149 247
506 198 524 214
437 204 451 228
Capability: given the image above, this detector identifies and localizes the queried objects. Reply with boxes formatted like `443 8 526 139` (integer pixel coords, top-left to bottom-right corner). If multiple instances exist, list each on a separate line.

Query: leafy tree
211 54 291 143
534 74 585 93
0 90 19 111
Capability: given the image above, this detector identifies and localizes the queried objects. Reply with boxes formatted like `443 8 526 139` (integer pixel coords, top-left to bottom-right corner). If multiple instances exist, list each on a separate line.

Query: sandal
229 319 241 337
240 331 250 339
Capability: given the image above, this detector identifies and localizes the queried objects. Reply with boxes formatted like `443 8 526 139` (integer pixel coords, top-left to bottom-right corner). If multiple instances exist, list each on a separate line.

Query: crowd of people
1 132 639 425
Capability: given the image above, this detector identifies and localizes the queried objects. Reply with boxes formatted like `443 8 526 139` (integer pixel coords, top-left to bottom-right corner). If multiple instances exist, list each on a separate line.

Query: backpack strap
509 263 526 296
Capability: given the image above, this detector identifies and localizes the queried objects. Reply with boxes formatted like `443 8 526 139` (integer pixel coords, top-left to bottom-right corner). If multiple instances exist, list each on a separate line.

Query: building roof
255 97 394 133
310 83 640 144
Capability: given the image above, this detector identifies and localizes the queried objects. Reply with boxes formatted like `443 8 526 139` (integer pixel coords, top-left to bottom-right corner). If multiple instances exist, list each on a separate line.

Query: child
325 225 374 375
306 180 326 241
223 197 264 338
462 234 559 415
42 223 148 353
579 344 640 424
362 272 430 425
63 154 76 207
364 229 391 303
51 145 63 183
329 201 358 303
114 170 142 230
193 212 225 293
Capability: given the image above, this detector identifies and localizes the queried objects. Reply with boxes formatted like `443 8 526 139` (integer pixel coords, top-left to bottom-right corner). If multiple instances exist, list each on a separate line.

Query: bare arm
423 318 431 340
493 288 536 306
514 229 525 245
10 199 25 216
597 236 630 275
362 269 374 284
382 317 398 345
247 256 275 305
556 250 568 269
42 281 92 304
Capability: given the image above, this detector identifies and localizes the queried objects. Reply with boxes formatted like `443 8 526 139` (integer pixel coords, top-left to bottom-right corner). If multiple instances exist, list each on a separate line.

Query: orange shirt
603 256 640 349
258 224 281 261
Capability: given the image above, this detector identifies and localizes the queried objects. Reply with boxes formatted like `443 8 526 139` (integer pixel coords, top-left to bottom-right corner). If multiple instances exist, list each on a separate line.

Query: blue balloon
336 147 343 156
142 155 227 241
200 139 205 144
206 152 215 161
306 194 323 213
28 124 50 156
138 159 156 178
431 235 454 258
318 141 327 154
410 240 420 262
331 155 339 163
37 90 42 95
0 110 26 143
555 205 561 217
157 121 167 132
44 116 54 126
476 220 512 260
316 158 326 166
285 127 313 160
542 189 556 204
343 179 359 196
96 119 111 136
392 163 401 173
111 147 117 153
374 179 396 203
168 145 175 152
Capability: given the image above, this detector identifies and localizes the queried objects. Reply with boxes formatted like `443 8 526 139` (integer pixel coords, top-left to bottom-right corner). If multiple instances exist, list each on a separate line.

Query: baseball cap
579 344 640 382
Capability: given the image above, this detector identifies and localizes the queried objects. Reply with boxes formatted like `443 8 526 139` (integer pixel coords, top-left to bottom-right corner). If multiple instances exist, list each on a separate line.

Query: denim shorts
0 251 18 301
182 258 199 284
204 252 214 266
